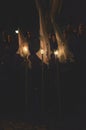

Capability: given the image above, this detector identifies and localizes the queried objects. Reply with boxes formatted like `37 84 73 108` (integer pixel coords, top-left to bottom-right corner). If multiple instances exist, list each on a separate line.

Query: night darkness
0 0 86 129
0 0 86 31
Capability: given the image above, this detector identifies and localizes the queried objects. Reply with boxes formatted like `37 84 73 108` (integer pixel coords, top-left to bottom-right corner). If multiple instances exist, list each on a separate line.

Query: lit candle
40 49 45 62
22 45 29 59
54 50 58 59
40 49 44 55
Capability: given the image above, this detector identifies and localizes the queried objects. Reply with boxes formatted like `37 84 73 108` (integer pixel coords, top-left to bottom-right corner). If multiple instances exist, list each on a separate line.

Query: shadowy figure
77 23 86 127
28 36 47 124
50 33 58 53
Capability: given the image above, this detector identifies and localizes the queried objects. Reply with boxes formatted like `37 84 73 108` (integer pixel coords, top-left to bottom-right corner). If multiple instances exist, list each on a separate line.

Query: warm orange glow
22 45 29 56
17 29 30 59
40 49 45 55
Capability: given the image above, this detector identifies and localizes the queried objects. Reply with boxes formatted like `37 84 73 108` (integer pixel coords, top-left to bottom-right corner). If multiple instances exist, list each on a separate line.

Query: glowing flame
17 29 30 58
16 30 31 68
22 45 29 57
35 0 73 63
40 48 45 55
35 1 51 64
50 0 73 62
16 29 31 68
54 50 59 56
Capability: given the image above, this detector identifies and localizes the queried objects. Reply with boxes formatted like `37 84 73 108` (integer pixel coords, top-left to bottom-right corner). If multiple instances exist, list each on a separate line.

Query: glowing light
22 45 29 57
40 49 44 55
15 30 19 34
54 50 58 56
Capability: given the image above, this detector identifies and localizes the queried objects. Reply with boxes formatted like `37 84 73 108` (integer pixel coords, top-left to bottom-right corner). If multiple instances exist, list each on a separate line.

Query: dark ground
0 53 82 129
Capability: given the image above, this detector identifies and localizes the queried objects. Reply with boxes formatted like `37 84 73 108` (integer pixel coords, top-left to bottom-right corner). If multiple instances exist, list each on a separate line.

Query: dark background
0 0 86 128
0 0 86 31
